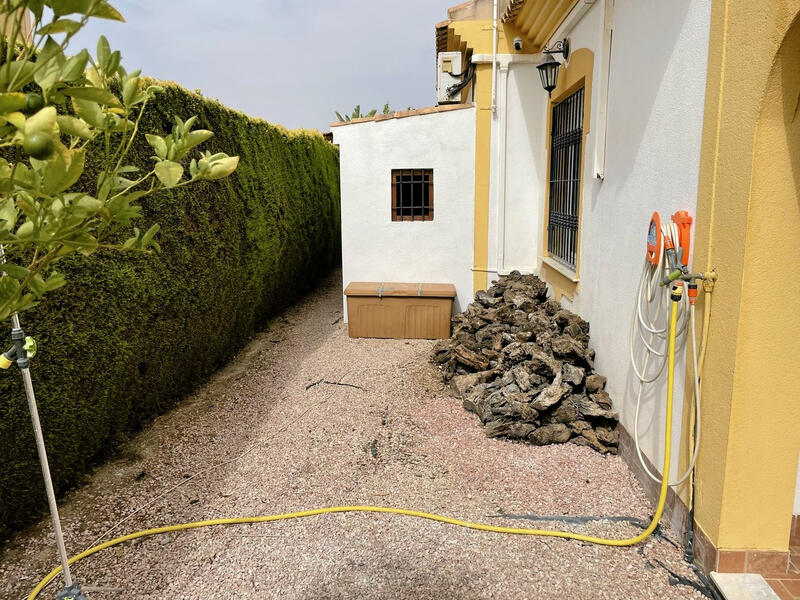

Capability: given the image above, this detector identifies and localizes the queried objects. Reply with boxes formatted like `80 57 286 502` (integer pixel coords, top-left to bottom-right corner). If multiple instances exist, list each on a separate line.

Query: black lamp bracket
542 38 569 61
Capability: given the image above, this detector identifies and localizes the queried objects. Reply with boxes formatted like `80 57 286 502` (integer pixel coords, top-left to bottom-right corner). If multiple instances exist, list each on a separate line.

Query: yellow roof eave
506 0 579 52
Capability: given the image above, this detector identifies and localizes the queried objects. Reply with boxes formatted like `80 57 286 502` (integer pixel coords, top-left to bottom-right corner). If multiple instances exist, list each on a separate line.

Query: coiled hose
29 292 682 600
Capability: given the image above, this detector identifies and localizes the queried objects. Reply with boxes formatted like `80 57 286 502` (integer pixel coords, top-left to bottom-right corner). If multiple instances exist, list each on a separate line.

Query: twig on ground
305 378 323 390
322 381 364 390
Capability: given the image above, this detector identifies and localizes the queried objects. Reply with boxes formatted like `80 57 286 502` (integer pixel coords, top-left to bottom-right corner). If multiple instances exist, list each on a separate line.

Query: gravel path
0 271 707 599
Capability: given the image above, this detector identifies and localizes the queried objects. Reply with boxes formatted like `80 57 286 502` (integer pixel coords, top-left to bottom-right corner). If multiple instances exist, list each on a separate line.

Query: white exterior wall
490 0 711 478
333 108 476 319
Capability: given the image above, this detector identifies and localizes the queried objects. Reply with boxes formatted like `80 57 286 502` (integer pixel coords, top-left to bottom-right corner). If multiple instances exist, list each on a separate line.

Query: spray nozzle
24 336 37 359
0 335 37 370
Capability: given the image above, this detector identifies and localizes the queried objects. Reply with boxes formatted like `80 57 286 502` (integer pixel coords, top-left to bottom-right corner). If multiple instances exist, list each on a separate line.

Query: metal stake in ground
0 250 85 599
7 315 86 600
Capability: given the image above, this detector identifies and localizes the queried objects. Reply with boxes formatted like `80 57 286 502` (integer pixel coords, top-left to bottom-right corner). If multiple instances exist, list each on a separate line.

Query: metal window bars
391 169 434 222
547 86 584 270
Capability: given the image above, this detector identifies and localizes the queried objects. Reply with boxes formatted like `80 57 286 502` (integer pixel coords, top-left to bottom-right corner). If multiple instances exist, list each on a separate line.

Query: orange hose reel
646 212 662 265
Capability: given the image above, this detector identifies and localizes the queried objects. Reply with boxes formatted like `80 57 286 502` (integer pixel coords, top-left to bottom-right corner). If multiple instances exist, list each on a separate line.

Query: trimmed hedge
0 83 340 538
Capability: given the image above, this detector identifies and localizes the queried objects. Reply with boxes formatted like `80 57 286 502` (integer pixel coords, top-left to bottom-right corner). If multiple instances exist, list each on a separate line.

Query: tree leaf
57 114 93 139
37 19 82 35
29 274 46 297
73 193 102 216
183 129 213 151
0 198 18 232
97 35 111 69
106 50 121 76
44 271 65 291
145 134 167 159
0 111 25 130
86 65 103 88
122 76 140 107
53 0 92 17
16 220 34 239
29 0 45 20
62 232 98 256
23 106 57 136
34 58 63 93
71 97 106 129
1 263 29 279
60 49 89 82
37 146 85 195
0 61 37 91
51 0 124 20
141 223 159 246
62 86 121 108
205 156 239 180
0 93 26 114
154 161 183 188
90 1 125 21
61 148 86 191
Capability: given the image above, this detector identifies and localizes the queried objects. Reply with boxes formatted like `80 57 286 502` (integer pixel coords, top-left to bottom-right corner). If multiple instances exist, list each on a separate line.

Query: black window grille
547 87 584 270
392 169 434 221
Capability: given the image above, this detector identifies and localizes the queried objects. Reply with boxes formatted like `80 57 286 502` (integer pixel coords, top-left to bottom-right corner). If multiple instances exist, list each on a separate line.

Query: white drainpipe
495 61 510 274
491 0 498 112
594 0 614 179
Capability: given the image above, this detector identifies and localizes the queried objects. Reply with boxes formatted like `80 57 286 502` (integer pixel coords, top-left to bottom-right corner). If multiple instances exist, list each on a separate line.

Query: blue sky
72 0 456 132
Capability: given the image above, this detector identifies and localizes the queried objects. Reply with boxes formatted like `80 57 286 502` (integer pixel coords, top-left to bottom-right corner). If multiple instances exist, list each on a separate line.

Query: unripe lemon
22 93 44 115
23 131 55 159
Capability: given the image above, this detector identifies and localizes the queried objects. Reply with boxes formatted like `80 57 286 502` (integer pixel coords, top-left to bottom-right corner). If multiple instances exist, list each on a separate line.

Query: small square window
391 169 434 222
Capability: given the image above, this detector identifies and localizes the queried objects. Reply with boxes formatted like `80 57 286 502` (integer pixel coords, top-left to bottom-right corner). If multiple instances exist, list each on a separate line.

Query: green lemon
22 93 44 115
23 131 55 159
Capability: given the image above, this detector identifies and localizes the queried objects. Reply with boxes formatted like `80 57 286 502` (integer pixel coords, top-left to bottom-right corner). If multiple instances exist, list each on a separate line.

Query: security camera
513 37 523 51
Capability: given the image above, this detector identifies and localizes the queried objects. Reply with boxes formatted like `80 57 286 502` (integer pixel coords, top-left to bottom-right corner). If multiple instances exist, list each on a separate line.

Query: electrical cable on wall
446 60 476 98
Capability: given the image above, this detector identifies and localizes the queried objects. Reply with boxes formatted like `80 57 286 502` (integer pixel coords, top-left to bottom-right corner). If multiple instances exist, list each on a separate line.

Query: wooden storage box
344 282 456 339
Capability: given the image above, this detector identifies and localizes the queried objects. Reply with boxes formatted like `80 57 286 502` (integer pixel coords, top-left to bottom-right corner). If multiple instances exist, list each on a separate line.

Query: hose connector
661 269 683 286
687 283 698 306
0 347 13 369
702 269 718 293
670 282 684 302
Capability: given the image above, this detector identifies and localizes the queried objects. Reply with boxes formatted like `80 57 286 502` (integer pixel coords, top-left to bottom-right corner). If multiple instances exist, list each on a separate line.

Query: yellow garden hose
29 291 682 600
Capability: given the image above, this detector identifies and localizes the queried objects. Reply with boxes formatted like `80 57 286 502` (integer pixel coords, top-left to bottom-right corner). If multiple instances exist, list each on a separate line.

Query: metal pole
12 312 74 587
1 245 78 596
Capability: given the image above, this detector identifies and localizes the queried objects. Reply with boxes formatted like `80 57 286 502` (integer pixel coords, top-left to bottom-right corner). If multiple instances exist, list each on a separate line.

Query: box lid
344 282 457 298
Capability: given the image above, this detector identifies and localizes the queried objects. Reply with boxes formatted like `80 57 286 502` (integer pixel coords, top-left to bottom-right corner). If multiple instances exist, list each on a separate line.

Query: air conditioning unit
437 51 463 105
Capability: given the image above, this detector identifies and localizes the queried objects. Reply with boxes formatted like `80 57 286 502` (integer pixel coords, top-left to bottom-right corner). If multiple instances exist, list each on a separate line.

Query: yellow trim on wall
540 47 594 301
692 0 800 552
472 62 493 293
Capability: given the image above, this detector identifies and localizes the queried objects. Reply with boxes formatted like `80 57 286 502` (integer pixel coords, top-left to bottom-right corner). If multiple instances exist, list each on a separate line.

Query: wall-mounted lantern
537 38 570 96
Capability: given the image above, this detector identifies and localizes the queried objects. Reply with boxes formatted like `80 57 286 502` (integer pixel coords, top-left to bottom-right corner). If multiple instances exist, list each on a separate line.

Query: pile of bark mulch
431 271 619 454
